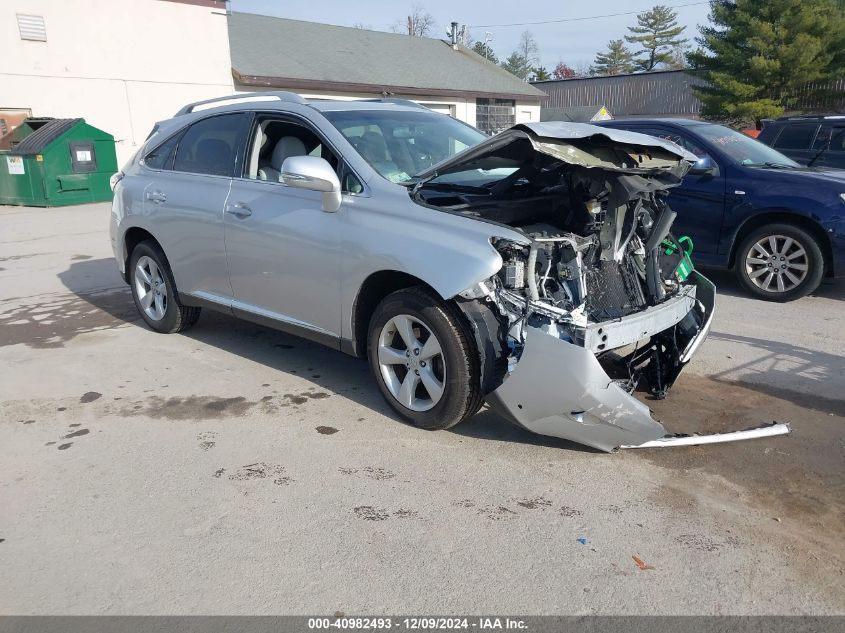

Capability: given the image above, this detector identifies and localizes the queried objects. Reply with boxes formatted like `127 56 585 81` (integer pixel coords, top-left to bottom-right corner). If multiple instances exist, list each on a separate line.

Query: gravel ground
1 203 843 615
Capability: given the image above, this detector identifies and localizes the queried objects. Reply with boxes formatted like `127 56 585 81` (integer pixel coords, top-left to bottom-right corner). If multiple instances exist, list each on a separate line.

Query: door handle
225 202 253 218
145 190 167 204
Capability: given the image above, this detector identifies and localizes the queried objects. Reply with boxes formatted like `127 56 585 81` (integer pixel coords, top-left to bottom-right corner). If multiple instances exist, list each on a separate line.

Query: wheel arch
123 227 162 283
350 270 444 358
728 210 833 275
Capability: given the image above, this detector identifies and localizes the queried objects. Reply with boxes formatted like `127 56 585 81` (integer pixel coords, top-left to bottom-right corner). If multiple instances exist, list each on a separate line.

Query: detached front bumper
485 272 787 451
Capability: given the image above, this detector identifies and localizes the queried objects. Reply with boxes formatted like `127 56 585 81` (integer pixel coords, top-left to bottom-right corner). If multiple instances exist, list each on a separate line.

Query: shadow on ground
705 330 845 416
51 259 593 452
0 259 134 349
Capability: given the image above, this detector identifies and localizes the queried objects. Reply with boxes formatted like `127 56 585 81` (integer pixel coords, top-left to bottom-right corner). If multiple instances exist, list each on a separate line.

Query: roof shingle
228 13 544 100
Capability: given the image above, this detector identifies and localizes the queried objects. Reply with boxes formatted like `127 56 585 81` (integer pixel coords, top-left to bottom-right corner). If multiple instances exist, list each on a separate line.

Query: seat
353 131 402 179
258 136 307 182
195 138 232 176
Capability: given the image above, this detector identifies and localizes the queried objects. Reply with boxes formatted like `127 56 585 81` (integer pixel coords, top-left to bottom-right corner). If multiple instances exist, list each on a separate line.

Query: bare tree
352 22 373 30
574 61 593 77
517 30 540 68
391 5 436 37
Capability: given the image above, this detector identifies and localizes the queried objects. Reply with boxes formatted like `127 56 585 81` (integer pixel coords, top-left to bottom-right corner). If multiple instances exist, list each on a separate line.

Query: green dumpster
0 118 117 207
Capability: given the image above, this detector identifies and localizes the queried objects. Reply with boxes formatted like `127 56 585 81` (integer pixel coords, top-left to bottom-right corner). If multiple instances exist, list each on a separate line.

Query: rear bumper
485 272 746 452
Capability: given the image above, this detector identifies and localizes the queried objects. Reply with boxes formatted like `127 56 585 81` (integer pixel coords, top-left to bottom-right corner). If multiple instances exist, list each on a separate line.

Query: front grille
585 259 647 321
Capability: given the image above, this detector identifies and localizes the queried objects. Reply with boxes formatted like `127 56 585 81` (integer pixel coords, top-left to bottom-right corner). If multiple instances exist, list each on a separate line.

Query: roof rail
360 98 431 110
174 91 307 116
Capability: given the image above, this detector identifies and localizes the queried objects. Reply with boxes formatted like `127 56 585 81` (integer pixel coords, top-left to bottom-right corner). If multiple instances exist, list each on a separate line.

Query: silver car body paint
485 271 718 452
485 325 667 452
110 94 788 452
620 422 791 449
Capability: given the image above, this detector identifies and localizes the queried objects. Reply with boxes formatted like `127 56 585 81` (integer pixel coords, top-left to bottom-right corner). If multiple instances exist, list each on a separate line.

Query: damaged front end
413 123 788 451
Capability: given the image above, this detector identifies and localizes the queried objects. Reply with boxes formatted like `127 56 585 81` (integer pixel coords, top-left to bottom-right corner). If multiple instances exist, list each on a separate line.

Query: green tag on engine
662 236 694 282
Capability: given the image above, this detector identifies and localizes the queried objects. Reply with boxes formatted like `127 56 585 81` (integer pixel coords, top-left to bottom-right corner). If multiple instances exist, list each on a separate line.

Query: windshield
694 124 800 167
322 109 487 184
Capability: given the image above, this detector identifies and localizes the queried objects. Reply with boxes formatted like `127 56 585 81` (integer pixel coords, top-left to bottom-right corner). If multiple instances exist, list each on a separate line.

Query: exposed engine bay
409 123 789 451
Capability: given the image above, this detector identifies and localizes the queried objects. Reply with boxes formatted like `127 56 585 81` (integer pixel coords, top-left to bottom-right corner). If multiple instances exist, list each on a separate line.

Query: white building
1 0 233 164
2 2 544 165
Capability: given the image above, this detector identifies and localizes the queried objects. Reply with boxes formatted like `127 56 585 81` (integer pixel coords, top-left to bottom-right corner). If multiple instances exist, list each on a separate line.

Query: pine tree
472 40 498 64
591 40 636 75
625 5 687 71
501 52 533 80
689 0 845 125
531 67 552 81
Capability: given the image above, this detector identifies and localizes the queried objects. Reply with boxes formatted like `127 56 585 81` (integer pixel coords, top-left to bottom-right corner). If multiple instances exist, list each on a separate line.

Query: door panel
224 179 342 341
139 112 250 300
141 171 232 298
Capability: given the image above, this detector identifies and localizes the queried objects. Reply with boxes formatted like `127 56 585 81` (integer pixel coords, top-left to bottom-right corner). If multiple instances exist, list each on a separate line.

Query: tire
367 287 482 431
735 223 825 302
129 240 201 333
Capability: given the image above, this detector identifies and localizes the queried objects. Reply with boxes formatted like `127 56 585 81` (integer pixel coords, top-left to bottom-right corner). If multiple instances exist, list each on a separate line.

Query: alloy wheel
134 255 168 321
377 314 446 412
744 234 809 294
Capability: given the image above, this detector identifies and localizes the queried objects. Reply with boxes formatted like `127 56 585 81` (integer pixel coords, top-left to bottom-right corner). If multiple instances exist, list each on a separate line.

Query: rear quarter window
144 133 181 170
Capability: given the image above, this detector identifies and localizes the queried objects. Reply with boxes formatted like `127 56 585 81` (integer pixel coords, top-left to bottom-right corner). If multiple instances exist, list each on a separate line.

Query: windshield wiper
808 127 845 168
417 182 493 194
747 162 799 169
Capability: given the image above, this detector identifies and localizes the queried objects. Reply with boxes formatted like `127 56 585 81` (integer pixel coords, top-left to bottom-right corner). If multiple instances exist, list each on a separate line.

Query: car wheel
129 240 201 333
367 287 482 430
735 223 825 302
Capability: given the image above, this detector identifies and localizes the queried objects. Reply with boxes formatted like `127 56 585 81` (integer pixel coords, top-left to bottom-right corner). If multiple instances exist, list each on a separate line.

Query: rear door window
173 113 250 177
773 124 818 150
813 124 845 151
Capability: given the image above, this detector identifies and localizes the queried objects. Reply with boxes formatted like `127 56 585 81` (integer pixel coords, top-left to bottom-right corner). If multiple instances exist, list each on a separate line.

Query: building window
17 14 47 41
476 98 515 135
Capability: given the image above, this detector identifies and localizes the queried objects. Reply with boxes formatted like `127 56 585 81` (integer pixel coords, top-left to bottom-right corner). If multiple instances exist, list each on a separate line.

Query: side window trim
237 110 368 195
149 112 251 178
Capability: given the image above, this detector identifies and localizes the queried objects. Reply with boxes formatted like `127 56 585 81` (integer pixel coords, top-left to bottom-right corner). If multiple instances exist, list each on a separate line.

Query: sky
228 0 713 71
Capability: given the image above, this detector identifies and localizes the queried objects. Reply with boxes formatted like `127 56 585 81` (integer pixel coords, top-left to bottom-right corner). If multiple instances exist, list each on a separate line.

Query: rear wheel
129 240 200 333
367 287 482 430
735 223 824 302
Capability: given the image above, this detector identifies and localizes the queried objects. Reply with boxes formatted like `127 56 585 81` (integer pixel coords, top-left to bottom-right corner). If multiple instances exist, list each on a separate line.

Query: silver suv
111 92 780 451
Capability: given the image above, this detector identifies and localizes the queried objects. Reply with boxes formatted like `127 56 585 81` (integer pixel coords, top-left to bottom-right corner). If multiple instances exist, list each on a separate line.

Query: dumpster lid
10 118 83 156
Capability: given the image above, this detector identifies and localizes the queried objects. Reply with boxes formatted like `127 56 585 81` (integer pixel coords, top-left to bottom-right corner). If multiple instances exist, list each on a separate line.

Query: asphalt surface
1 202 843 615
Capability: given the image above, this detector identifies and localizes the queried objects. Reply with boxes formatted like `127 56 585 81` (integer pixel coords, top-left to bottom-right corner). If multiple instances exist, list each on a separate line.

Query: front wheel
367 287 482 430
735 223 825 302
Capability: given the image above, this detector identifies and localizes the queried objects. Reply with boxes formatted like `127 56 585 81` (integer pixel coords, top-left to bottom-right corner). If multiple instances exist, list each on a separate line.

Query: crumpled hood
414 121 699 183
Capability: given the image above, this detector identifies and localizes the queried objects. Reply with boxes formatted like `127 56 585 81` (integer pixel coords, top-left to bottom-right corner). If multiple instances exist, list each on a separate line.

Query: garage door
423 103 454 117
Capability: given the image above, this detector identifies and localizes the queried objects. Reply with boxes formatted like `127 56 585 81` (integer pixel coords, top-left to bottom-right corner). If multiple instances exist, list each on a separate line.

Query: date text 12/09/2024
308 617 528 630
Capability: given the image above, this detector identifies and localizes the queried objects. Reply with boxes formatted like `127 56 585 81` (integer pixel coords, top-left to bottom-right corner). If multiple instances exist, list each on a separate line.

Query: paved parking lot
1 202 843 615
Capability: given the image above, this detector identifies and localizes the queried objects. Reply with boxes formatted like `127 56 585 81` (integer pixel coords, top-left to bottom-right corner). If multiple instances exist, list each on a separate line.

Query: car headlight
840 193 845 205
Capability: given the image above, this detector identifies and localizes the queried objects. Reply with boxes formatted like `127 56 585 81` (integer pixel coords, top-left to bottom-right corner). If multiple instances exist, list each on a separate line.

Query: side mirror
689 155 718 177
280 155 342 212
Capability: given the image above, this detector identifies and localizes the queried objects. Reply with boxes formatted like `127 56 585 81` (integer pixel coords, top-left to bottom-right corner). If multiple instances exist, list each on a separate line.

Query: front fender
339 197 525 341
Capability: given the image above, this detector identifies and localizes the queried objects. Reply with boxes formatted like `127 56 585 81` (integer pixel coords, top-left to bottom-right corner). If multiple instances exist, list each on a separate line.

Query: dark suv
598 119 845 301
757 115 845 170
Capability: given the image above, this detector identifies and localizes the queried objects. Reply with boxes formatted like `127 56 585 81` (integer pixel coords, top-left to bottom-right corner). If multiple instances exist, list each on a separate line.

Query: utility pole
483 32 493 59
